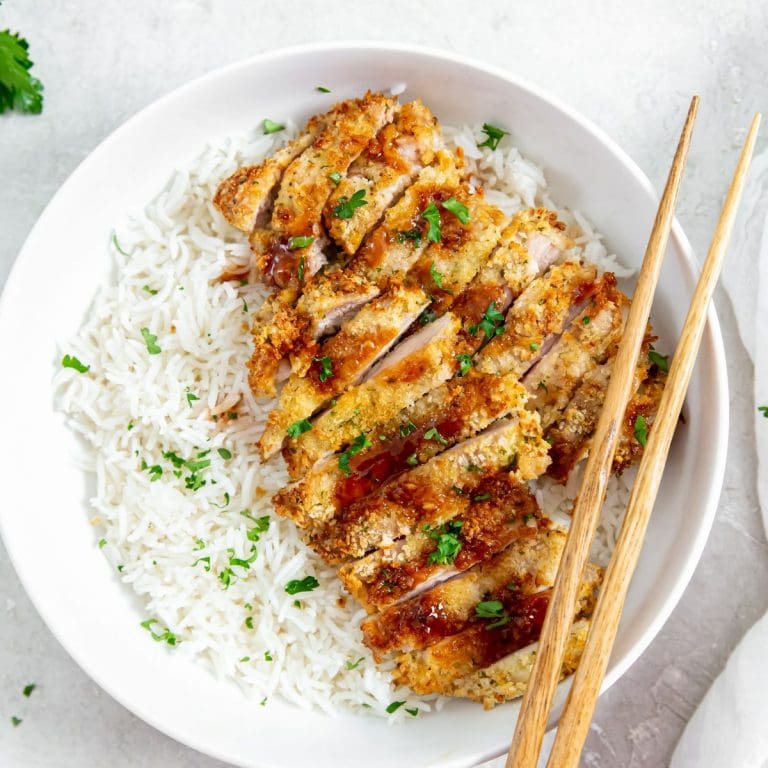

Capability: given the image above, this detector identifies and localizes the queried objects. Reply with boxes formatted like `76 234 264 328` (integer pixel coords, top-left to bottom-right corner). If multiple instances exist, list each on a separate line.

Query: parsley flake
288 235 315 250
186 392 199 406
399 421 417 437
333 189 367 219
285 575 319 595
315 355 333 382
421 202 441 243
397 228 422 246
386 701 406 714
478 123 509 151
648 349 670 372
263 118 284 134
430 262 444 289
316 86 331 93
457 353 473 376
217 447 232 460
61 354 89 373
423 427 448 445
634 414 648 447
759 406 768 418
425 519 463 565
469 302 505 339
345 657 365 670
22 683 35 698
297 254 305 282
287 418 312 439
338 433 372 475
406 453 419 466
140 327 161 355
442 196 470 224
264 650 273 662
140 618 178 646
11 716 21 727
328 171 342 185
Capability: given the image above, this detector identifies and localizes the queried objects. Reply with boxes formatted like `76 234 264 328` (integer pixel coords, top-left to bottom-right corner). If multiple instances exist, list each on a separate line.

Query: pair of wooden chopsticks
505 99 762 768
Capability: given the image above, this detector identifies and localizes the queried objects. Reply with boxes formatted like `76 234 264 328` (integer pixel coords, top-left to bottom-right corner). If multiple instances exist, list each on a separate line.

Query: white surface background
1 1 766 766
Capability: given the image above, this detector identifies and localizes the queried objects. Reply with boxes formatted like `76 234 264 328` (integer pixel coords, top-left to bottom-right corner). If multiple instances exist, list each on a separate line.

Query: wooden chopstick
505 96 700 768
546 111 762 768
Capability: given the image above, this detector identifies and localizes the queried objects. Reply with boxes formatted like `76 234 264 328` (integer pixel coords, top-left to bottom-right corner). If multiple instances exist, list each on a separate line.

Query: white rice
54 117 633 720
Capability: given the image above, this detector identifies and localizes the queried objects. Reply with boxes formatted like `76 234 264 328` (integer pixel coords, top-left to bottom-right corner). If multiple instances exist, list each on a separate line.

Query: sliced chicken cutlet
392 564 602 695
258 284 429 460
246 151 463 397
473 260 597 378
338 475 547 613
283 312 461 478
213 111 327 233
325 100 442 256
522 273 629 428
446 620 590 709
361 528 566 658
545 335 665 482
273 373 530 529
310 410 551 563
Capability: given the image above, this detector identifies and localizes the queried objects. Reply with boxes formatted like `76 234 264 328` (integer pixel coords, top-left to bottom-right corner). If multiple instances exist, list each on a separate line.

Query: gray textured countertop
1 2 767 766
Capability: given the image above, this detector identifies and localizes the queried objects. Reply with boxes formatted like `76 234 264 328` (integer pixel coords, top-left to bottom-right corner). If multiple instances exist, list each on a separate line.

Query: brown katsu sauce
262 239 300 288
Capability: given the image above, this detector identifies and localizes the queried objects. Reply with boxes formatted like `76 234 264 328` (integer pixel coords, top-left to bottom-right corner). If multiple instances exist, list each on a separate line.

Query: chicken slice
338 475 546 613
361 529 566 658
258 284 429 460
392 564 601 694
273 374 530 530
325 100 442 256
523 273 629 428
283 312 461 478
309 411 551 563
213 112 327 233
474 260 598 378
445 619 590 709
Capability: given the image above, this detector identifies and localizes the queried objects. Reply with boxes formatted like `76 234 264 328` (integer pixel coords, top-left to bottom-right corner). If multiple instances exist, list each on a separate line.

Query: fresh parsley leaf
11 716 22 727
406 707 419 717
140 327 161 355
315 355 333 382
285 575 319 595
338 433 372 475
228 545 258 570
244 616 254 629
185 458 210 473
264 650 273 662
293 600 302 608
475 600 504 618
406 453 419 466
430 262 444 289
421 202 441 243
297 254 305 282
0 31 43 114
529 342 539 351
186 392 199 406
288 235 315 249
345 657 365 670
582 316 591 325
328 171 342 185
386 701 405 714
239 656 250 663
759 405 768 418
193 555 211 572
98 538 107 549
441 196 470 224
457 353 472 376
22 683 35 698
397 228 421 246
316 86 331 93
142 284 158 295
217 447 232 460
140 618 178 646
286 418 312 439
399 421 417 437
61 354 89 373
478 123 509 151
333 188 368 219
423 426 448 445
478 302 505 338
648 349 670 372
263 118 284 134
634 414 648 447
425 520 463 565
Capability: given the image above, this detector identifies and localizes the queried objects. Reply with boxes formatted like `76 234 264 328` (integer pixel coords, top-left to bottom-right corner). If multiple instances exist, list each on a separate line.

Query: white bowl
0 42 727 768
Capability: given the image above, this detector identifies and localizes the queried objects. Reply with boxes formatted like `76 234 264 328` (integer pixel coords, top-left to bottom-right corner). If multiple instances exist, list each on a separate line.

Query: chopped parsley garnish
22 683 35 698
143 284 158 295
143 462 162 482
193 554 211 571
473 492 492 502
315 355 333 382
468 302 505 339
523 513 535 524
185 458 211 473
297 254 305 282
634 414 648 447
456 353 473 376
466 463 482 473
61 354 89 373
117 565 124 572
345 657 365 670
406 453 419 466
406 707 419 717
386 701 406 714
228 545 258 570
442 196 470 224
452 485 466 495
423 427 448 445
397 228 422 246
538 381 548 392
162 450 185 468
217 447 232 460
328 171 342 185
425 519 463 565
218 567 235 589
240 656 250 663
140 327 161 355
11 716 22 727
759 406 768 418
478 123 509 151
648 349 670 372
0 31 44 114
399 421 417 437
421 202 441 243
333 188 367 219
127 423 134 430
418 308 437 325
582 316 591 325
285 575 320 595
338 433 372 475
430 262 444 289
98 538 107 548
244 616 254 629
243 512 270 542
264 650 273 662
140 618 178 646
475 599 509 629
262 118 284 134
286 418 312 439
260 697 267 706
186 392 199 406
529 342 539 351
316 86 331 93
288 235 315 249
